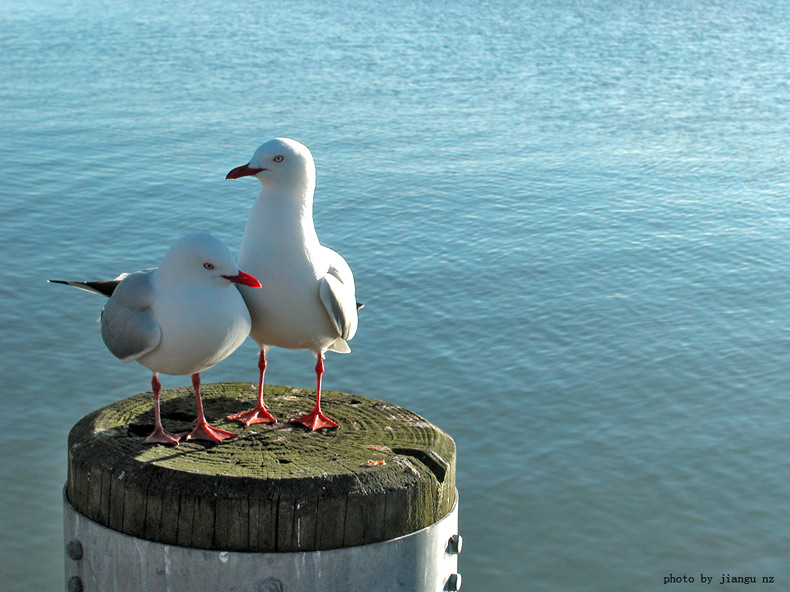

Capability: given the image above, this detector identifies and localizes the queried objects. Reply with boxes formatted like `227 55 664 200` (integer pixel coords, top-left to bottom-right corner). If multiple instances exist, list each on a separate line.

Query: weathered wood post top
65 382 460 591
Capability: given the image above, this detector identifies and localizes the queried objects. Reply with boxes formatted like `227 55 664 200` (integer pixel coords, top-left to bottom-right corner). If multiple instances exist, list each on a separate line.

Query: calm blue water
2 1 790 589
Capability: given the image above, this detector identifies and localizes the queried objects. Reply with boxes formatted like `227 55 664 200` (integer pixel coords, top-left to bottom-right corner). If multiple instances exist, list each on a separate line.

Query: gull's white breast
239 237 336 352
137 283 251 376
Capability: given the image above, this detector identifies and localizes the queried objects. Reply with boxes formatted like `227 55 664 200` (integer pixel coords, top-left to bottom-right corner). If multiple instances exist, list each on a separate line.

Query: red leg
186 373 238 442
290 356 339 430
144 373 187 445
226 349 277 425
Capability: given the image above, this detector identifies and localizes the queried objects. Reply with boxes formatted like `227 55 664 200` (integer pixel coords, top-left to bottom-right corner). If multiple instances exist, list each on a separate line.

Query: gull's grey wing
100 269 161 362
319 247 358 350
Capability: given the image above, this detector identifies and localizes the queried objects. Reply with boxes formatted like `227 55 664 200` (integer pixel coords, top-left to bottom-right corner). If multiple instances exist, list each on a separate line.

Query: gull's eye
273 155 284 163
203 262 214 270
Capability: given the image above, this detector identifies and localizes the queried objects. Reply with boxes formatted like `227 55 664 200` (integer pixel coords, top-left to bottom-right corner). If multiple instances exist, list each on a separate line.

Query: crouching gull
50 231 261 445
225 138 361 431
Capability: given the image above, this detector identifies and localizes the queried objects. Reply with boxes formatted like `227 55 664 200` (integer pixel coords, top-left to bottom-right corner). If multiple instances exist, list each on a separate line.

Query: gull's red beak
223 270 261 288
226 163 264 179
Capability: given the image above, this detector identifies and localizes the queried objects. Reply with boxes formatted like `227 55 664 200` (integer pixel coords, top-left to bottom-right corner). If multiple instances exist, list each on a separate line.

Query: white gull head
156 231 257 290
226 137 316 196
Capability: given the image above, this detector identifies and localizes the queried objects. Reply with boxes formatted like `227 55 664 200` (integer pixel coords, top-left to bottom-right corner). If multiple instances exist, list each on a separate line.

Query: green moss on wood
67 383 456 552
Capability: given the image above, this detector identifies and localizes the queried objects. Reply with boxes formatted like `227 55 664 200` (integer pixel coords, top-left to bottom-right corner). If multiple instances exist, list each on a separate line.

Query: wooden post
64 383 460 591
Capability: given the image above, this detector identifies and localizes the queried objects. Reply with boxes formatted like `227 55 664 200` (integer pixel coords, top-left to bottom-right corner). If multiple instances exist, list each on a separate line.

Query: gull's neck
244 178 321 252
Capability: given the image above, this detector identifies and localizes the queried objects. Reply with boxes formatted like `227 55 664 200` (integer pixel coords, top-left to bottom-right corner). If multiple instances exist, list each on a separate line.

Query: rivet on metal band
66 539 83 561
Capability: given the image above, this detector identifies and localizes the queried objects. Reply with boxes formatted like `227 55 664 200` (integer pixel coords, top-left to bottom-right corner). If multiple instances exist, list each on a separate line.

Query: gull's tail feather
48 276 127 298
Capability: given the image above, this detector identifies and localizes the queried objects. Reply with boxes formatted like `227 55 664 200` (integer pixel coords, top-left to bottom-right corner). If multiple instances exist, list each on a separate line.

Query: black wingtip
356 301 365 310
46 279 120 297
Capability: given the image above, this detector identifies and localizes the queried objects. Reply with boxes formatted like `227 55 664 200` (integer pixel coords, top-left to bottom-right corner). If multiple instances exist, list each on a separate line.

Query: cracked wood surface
67 382 456 552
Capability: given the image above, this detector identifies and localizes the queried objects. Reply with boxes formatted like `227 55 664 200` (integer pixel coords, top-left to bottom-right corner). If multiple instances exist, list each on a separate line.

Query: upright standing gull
51 232 261 444
225 138 360 431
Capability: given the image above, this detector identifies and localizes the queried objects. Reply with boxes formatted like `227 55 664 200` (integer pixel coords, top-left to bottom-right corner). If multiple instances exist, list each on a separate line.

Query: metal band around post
64 488 460 592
